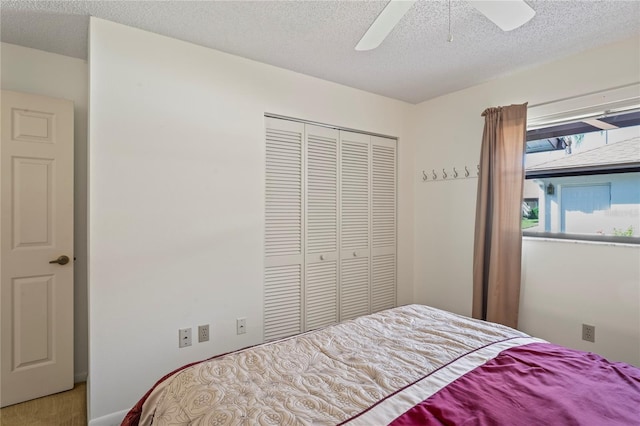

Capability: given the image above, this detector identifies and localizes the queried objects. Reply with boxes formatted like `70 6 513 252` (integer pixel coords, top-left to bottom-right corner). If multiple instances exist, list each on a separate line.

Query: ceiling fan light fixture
355 0 417 51
471 0 536 32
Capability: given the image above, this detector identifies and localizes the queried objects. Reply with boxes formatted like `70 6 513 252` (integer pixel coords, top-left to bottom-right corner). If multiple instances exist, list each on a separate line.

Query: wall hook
422 170 428 181
453 167 458 178
464 166 470 177
442 168 448 179
432 169 437 180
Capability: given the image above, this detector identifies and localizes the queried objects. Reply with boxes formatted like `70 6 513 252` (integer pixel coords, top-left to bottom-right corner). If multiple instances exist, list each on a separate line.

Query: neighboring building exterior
525 137 640 236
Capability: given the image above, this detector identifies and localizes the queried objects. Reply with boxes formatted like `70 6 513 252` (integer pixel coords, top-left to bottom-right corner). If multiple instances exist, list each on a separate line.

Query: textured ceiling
1 1 639 104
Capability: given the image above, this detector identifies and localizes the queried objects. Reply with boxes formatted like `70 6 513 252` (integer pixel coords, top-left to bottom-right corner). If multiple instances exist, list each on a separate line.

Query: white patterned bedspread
131 305 534 425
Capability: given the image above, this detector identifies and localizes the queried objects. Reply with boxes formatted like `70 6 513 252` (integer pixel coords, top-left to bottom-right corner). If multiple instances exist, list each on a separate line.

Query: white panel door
264 118 304 341
304 124 339 331
371 136 397 313
339 131 371 321
1 90 74 406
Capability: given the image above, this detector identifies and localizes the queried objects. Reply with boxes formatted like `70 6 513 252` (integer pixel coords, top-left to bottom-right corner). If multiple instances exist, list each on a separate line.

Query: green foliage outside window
613 226 634 237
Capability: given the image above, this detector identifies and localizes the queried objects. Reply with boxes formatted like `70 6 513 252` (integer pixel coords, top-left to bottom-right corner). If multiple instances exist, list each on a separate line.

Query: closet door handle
353 251 357 257
320 255 325 261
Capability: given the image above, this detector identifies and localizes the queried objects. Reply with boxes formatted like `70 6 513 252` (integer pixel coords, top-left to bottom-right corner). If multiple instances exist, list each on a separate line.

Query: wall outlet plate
179 328 192 348
237 318 247 335
198 324 210 343
582 324 595 343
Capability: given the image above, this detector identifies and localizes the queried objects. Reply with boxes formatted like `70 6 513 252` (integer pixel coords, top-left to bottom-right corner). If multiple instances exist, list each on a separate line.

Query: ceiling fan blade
582 118 619 130
355 0 417 51
471 0 535 32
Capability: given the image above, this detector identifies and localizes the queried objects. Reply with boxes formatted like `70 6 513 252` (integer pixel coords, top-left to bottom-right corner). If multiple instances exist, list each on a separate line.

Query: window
523 110 640 243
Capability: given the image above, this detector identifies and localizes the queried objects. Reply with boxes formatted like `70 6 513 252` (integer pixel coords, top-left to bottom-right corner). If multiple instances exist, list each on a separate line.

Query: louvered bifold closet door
339 131 371 321
264 118 304 341
371 136 397 313
305 125 339 331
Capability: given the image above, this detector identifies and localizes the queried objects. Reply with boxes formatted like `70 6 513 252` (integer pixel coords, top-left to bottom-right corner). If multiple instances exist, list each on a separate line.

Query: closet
264 117 396 341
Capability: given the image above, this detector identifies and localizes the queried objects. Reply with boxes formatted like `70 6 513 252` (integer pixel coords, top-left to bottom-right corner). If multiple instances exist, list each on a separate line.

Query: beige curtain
472 103 528 329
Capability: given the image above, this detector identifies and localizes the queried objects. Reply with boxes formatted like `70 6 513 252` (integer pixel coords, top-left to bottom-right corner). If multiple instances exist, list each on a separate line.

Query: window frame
521 230 640 245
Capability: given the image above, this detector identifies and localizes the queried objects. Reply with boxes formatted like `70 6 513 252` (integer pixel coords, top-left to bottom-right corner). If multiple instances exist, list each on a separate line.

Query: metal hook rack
421 164 480 182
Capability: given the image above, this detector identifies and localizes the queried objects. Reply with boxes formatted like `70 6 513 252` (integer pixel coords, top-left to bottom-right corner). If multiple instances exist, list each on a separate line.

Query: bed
122 304 640 425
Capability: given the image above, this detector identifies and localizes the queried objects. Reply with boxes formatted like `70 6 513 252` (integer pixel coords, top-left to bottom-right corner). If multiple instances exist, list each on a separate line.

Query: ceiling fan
355 0 536 51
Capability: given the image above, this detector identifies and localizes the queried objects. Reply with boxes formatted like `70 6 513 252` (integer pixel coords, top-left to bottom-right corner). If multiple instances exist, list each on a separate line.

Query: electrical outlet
198 324 210 343
179 328 192 348
237 318 247 335
582 324 595 343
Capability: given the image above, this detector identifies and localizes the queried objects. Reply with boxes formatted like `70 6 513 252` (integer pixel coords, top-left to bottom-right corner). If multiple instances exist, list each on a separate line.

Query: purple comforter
390 343 640 425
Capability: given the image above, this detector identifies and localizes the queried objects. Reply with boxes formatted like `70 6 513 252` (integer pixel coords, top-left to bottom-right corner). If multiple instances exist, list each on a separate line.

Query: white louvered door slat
264 265 302 341
372 253 395 312
264 118 304 341
306 261 337 330
265 125 303 258
371 136 397 313
339 131 371 321
340 257 370 320
305 124 339 331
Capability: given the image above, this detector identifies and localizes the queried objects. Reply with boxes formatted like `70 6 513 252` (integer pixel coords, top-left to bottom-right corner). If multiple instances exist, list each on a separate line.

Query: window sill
522 232 640 247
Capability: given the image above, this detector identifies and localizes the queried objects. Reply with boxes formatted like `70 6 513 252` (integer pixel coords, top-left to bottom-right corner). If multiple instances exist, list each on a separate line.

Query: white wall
520 239 640 365
88 18 414 422
411 36 640 365
1 42 89 382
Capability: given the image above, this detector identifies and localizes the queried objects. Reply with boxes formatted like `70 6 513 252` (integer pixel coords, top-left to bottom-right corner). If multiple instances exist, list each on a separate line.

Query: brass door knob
49 255 70 265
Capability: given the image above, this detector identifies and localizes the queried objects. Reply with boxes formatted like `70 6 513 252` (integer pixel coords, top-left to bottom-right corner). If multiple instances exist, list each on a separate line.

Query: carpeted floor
0 382 86 426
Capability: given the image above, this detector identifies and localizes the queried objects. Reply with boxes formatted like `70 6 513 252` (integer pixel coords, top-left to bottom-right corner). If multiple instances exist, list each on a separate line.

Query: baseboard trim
89 409 129 426
74 371 88 383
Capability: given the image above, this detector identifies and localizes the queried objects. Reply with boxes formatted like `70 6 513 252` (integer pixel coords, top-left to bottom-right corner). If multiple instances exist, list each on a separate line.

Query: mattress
123 304 640 425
